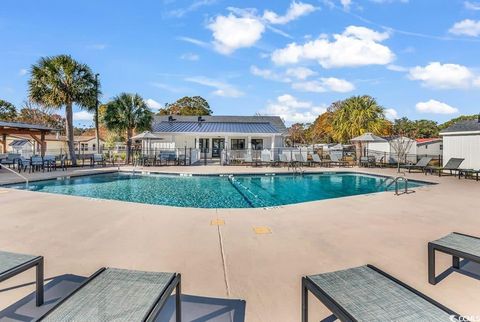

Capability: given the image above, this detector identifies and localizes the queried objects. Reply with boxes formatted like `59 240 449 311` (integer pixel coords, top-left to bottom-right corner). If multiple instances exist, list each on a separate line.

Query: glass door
212 138 225 158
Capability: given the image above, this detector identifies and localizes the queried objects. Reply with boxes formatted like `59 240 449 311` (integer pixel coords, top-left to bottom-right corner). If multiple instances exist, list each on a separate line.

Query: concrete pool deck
1 165 480 321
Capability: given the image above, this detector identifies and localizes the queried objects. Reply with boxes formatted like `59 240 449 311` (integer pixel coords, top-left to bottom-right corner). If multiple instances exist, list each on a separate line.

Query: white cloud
285 67 316 80
73 111 93 121
449 19 480 37
408 62 478 89
167 0 217 18
250 66 291 82
386 64 408 72
261 94 326 123
385 108 398 120
146 98 163 111
207 12 265 54
263 1 316 25
271 25 394 68
185 76 244 97
292 77 355 93
415 99 459 115
465 1 480 10
177 36 210 48
340 0 352 9
19 69 28 76
180 53 200 61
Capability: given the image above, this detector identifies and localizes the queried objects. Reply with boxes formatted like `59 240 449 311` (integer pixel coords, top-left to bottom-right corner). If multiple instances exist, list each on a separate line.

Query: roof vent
198 116 205 122
168 115 176 122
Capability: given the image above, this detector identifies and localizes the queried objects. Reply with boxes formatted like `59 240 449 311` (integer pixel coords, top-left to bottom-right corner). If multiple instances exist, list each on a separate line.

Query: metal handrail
0 163 29 186
385 176 409 195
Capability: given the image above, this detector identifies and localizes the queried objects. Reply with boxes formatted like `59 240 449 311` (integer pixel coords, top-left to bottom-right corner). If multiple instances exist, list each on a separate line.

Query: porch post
1 134 6 153
247 136 252 153
271 135 275 160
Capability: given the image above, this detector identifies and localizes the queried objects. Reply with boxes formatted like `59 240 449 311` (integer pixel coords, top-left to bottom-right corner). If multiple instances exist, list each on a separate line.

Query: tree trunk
65 102 77 166
126 127 133 164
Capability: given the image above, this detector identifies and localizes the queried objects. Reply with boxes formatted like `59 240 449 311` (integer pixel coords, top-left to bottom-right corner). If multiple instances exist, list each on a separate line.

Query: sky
1 0 480 127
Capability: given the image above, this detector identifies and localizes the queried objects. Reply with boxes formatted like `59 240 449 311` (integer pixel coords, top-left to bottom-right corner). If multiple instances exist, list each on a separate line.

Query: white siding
443 134 480 169
417 142 442 156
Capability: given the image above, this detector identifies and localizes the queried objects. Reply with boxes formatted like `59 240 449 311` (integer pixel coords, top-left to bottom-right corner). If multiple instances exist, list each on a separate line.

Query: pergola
0 121 57 156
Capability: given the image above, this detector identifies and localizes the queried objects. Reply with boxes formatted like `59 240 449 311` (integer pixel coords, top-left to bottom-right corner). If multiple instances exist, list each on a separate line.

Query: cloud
185 76 244 97
292 77 355 93
19 69 28 76
415 99 458 115
177 36 210 48
449 19 480 37
180 53 199 61
167 0 217 18
408 62 478 89
385 108 398 120
250 66 291 82
271 25 394 68
340 0 352 9
146 98 163 111
73 111 93 121
386 64 408 72
263 1 317 25
261 94 326 123
207 12 266 54
285 67 316 80
464 1 480 10
151 82 187 93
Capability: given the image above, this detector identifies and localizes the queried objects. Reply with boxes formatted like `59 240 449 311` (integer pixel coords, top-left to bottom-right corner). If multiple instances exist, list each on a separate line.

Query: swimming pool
4 172 428 208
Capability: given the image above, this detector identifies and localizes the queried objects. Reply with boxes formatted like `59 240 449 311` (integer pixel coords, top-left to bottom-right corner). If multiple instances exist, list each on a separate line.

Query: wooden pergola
0 121 57 156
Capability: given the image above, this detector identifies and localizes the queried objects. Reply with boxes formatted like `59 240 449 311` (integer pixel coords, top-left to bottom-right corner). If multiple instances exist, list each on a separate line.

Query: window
251 139 263 150
199 138 209 153
440 144 443 150
231 139 245 150
92 144 96 151
425 145 428 149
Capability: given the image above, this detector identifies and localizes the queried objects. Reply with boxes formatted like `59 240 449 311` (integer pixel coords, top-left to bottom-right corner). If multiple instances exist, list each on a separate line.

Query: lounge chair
330 154 350 167
293 153 308 167
458 168 480 181
38 267 181 322
0 250 44 306
278 153 290 167
425 158 464 176
400 156 432 173
260 151 273 167
428 232 480 285
311 154 331 167
302 265 462 322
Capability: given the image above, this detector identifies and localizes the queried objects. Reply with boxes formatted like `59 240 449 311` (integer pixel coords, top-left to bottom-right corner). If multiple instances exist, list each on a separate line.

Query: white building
415 138 443 157
367 136 417 163
440 118 480 169
151 115 287 163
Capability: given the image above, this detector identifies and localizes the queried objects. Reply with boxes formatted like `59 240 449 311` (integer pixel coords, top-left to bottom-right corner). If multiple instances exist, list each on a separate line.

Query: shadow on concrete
0 275 246 322
435 259 480 284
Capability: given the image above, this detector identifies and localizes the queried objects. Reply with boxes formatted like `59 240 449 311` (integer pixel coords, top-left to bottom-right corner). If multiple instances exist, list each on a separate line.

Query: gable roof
416 138 442 145
152 115 287 135
0 121 56 132
440 119 480 135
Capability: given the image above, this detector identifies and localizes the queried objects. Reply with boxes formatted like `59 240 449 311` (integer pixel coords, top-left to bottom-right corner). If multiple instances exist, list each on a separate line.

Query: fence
366 149 442 166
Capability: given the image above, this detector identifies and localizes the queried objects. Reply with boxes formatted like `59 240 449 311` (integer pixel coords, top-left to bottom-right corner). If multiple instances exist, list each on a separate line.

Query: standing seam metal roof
152 121 280 133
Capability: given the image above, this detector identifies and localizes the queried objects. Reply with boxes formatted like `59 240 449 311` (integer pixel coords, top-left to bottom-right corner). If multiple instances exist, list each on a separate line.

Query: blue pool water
5 172 427 208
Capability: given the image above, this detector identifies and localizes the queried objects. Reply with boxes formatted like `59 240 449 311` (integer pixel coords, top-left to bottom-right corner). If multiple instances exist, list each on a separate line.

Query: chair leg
453 256 460 269
428 243 436 285
36 258 44 306
302 277 308 322
176 276 182 322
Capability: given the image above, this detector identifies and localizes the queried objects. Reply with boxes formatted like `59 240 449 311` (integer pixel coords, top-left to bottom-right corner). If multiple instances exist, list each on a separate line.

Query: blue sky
1 0 480 126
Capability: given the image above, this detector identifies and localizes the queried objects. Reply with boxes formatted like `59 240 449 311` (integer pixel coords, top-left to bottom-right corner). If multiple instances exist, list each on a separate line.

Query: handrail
0 163 29 186
385 176 409 195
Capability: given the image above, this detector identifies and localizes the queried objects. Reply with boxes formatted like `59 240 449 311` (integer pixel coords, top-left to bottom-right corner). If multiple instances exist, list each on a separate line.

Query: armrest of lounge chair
38 267 181 322
302 265 462 322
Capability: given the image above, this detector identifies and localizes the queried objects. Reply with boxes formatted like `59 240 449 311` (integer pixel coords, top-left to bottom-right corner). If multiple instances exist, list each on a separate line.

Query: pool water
5 172 426 208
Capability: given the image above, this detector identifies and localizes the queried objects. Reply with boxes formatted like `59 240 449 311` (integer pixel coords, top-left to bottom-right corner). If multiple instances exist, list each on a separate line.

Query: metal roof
440 119 480 134
9 139 30 147
0 121 56 132
153 121 280 134
152 115 287 134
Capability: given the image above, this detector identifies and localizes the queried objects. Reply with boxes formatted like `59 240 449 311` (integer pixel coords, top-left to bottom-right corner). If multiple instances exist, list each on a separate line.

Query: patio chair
43 155 57 172
278 154 290 167
293 153 308 167
458 168 480 181
92 153 106 167
400 156 433 173
1 153 21 168
243 154 256 166
38 267 181 322
312 154 333 168
425 158 464 177
30 156 44 173
428 232 480 285
330 154 350 167
302 265 462 322
0 250 44 306
260 151 273 167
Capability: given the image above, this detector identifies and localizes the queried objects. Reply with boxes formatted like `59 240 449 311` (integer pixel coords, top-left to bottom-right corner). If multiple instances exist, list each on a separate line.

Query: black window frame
251 139 263 150
231 139 245 150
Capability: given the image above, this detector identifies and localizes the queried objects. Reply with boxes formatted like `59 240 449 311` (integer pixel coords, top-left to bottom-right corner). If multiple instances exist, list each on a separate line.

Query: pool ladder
385 176 413 196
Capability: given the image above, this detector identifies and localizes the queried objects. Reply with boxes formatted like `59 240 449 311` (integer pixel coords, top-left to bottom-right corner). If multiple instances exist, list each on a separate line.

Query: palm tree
331 95 390 143
28 55 97 165
102 93 153 163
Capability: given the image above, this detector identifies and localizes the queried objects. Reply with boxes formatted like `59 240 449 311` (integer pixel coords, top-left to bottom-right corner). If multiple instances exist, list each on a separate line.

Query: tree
102 93 153 163
0 99 17 121
331 95 391 143
439 114 479 131
16 104 65 130
287 123 309 146
158 96 212 115
393 117 438 138
28 55 97 165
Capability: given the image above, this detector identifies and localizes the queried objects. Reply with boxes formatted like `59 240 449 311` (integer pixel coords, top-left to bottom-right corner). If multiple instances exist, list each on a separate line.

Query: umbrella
350 133 386 157
131 131 163 156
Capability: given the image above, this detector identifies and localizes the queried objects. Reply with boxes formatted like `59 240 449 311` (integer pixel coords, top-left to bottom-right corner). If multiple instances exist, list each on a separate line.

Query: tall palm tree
331 95 390 143
102 93 153 163
28 55 97 165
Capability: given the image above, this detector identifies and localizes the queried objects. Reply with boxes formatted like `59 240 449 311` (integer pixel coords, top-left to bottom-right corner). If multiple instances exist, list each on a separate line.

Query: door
212 139 225 158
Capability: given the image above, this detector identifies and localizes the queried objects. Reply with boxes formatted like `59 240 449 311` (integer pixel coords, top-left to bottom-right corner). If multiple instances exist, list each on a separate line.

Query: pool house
150 115 288 164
